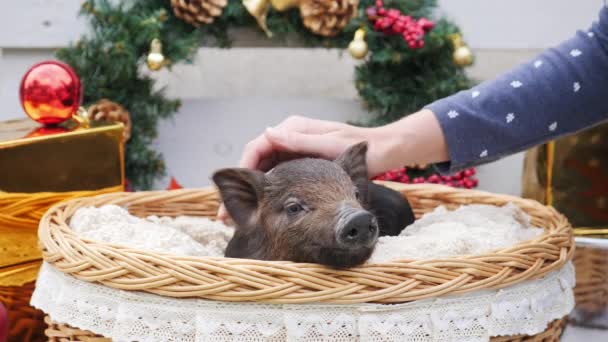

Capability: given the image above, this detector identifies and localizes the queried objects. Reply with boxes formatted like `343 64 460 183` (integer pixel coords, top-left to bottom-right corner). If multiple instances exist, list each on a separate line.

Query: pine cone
299 0 358 37
88 99 132 142
171 0 228 27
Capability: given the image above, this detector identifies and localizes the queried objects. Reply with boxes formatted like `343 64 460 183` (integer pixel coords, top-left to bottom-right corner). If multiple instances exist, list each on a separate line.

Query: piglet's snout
336 210 379 248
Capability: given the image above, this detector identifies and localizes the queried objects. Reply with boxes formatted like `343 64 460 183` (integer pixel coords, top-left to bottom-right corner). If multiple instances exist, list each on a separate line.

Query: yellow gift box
0 118 124 193
0 118 125 285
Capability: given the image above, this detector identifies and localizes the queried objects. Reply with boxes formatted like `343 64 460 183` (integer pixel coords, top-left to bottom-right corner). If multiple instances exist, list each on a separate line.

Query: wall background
0 0 602 194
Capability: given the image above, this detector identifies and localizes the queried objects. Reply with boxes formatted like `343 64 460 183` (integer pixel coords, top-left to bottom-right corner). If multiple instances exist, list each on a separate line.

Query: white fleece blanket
69 203 543 262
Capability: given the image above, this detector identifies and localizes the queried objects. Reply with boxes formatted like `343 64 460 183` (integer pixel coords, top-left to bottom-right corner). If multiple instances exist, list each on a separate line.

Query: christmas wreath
56 0 475 189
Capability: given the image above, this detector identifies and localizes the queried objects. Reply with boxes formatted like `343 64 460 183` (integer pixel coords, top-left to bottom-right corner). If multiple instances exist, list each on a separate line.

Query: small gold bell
244 0 272 37
453 45 473 66
348 28 368 60
270 0 300 11
449 33 473 67
147 38 166 71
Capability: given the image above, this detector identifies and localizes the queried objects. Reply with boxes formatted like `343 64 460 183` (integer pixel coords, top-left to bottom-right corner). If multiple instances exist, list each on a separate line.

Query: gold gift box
1 118 124 281
0 118 125 340
0 119 124 193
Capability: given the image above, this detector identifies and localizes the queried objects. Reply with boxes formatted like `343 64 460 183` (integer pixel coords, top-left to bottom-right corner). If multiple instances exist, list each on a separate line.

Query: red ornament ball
19 60 82 125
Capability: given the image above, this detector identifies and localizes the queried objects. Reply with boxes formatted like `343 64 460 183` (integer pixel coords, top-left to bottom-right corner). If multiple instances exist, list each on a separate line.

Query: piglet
212 142 415 268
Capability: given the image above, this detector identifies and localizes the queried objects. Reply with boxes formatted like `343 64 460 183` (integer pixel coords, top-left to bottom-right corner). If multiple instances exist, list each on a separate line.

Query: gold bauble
146 38 165 71
453 45 473 66
348 28 368 59
270 0 300 11
449 33 473 66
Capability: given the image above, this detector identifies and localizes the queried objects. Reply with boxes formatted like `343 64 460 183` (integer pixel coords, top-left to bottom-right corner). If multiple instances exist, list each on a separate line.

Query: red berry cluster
373 167 479 189
366 0 434 49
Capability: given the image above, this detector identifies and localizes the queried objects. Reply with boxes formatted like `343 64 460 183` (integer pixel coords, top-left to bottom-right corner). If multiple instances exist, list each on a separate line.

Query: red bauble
0 302 7 342
19 60 82 125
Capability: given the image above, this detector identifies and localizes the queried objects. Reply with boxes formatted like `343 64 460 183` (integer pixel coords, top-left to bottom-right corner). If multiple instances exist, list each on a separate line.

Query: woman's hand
238 115 388 174
217 110 448 222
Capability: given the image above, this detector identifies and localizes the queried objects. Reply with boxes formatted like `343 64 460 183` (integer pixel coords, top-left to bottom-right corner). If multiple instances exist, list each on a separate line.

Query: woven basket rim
38 182 574 304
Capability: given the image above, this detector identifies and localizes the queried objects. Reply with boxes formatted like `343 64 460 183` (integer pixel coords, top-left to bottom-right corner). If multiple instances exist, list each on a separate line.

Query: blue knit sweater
427 5 608 174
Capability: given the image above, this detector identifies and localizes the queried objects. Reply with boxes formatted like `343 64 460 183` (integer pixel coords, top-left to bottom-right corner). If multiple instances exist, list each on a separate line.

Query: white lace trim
31 262 575 342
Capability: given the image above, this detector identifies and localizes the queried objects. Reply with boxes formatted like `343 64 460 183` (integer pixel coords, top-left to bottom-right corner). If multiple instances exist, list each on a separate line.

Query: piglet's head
212 142 379 268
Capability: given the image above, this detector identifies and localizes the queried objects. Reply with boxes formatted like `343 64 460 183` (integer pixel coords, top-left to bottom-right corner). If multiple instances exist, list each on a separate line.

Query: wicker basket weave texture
44 316 566 342
573 246 608 313
38 183 574 305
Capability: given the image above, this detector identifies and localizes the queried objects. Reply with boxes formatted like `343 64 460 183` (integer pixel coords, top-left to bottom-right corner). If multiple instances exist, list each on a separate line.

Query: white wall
0 1 603 194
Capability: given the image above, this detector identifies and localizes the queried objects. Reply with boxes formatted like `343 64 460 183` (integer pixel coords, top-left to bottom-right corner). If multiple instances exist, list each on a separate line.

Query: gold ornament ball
348 28 368 60
147 38 166 71
453 45 473 66
349 40 368 59
147 53 165 71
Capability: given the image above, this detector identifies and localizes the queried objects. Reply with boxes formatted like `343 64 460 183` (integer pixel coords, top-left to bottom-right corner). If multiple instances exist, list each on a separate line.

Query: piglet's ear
212 168 266 228
335 141 369 201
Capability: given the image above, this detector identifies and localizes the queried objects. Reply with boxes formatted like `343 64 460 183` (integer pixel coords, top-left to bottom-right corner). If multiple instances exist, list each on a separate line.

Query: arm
423 5 608 173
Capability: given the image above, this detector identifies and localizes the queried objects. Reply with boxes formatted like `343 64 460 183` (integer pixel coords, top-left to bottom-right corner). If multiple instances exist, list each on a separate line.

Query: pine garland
56 0 474 189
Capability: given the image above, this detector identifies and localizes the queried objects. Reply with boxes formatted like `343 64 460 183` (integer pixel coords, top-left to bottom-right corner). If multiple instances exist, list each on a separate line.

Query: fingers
265 127 346 160
239 131 276 169
238 116 347 170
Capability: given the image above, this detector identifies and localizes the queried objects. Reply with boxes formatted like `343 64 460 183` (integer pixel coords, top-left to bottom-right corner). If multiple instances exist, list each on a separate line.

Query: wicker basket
37 182 574 340
573 246 608 313
569 240 608 329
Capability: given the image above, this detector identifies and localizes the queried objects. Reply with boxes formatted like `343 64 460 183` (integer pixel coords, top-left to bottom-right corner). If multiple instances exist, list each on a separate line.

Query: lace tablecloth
31 262 575 342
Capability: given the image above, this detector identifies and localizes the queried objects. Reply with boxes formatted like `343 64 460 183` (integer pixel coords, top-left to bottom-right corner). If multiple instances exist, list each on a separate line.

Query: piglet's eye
285 203 303 215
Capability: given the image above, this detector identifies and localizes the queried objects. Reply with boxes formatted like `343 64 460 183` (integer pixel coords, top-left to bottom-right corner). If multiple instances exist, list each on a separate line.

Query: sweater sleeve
426 5 608 174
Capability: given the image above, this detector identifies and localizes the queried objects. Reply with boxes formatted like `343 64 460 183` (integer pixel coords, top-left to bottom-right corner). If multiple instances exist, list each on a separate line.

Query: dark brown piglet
212 142 415 268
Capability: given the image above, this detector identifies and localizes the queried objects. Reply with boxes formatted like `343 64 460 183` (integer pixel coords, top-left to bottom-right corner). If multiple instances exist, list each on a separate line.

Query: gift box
522 122 607 228
0 118 124 193
0 118 124 341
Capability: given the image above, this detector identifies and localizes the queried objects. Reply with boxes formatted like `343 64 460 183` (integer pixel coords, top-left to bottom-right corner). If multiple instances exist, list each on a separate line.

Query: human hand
216 110 448 222
241 116 380 171
216 116 388 222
